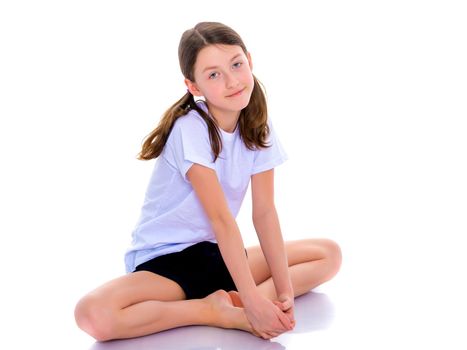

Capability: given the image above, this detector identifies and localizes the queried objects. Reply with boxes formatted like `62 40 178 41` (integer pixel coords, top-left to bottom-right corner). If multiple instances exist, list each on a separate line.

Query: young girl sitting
74 21 342 342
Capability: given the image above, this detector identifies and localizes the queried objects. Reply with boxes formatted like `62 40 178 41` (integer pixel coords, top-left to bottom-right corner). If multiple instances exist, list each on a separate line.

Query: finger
278 294 292 303
281 297 294 310
261 331 272 340
285 312 295 324
255 327 272 340
273 300 286 311
266 331 279 339
252 326 268 339
275 308 292 329
256 330 266 339
284 304 294 314
276 299 293 312
251 327 262 338
285 308 295 319
273 299 287 310
282 299 293 310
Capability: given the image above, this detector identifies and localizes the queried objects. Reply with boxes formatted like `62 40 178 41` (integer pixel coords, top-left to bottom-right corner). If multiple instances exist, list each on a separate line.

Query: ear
247 51 253 71
184 78 203 97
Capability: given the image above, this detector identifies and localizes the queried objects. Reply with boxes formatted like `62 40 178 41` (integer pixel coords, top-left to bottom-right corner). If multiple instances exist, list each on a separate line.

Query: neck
217 112 239 133
204 103 240 133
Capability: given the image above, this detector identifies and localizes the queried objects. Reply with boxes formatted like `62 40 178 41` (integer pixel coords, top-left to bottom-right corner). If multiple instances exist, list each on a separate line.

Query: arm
187 163 292 338
186 164 257 299
251 169 293 299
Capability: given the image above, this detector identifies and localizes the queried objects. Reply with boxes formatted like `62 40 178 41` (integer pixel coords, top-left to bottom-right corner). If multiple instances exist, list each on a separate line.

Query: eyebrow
202 53 243 73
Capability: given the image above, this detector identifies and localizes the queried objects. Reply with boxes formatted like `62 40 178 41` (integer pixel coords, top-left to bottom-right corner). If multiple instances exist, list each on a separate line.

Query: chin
231 99 250 112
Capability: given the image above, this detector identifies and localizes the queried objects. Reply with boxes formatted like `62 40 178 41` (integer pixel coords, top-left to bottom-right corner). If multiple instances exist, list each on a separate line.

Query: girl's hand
273 294 296 329
242 292 293 339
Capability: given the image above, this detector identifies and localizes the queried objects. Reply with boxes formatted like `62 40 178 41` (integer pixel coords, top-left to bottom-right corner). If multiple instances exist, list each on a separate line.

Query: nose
225 71 239 89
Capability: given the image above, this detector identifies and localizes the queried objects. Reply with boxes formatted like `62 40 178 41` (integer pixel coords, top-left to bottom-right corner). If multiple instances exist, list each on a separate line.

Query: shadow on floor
292 290 335 333
89 291 334 350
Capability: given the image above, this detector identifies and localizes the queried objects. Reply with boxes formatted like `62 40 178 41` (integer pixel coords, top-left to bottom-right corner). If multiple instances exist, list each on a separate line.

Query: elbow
252 206 276 223
210 214 236 236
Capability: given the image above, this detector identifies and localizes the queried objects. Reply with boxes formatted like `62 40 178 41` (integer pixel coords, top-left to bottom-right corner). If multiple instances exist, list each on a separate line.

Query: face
185 44 254 119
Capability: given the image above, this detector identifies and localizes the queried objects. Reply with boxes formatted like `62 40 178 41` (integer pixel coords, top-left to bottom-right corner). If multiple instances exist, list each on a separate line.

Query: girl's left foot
227 290 244 307
204 290 258 336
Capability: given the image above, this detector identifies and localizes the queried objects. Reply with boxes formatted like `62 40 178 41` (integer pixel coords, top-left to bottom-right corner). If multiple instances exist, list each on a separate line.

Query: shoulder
172 101 209 134
166 101 211 151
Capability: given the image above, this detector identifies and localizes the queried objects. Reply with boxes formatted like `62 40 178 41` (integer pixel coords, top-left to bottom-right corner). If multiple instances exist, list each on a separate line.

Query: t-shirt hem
251 155 288 175
182 158 216 182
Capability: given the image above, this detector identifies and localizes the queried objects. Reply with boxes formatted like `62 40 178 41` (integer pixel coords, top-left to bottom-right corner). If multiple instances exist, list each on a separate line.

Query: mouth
227 88 245 97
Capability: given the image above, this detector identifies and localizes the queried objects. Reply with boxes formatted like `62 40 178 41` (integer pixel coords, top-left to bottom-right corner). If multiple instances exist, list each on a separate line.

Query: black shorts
133 241 248 300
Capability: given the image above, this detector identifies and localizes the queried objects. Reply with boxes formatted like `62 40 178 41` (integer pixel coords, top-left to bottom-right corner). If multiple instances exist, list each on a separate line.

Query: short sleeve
251 119 288 175
162 112 215 182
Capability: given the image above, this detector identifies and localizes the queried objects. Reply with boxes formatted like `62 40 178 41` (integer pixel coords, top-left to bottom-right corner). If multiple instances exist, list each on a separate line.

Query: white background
1 1 466 349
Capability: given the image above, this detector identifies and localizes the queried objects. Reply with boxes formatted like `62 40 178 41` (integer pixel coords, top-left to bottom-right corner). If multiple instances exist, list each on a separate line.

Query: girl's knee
320 239 342 277
74 294 117 342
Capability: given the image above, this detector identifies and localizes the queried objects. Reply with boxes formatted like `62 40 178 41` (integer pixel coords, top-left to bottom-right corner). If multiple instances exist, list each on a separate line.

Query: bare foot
227 290 244 307
204 290 258 336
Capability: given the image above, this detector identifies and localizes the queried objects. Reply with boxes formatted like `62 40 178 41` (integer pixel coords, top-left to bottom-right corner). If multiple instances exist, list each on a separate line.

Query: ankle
200 297 220 327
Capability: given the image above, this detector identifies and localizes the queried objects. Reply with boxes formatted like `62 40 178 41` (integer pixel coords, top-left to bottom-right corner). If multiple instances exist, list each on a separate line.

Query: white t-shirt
124 101 288 273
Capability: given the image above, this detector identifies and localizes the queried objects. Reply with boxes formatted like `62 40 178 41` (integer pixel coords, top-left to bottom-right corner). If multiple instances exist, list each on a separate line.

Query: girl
74 21 342 342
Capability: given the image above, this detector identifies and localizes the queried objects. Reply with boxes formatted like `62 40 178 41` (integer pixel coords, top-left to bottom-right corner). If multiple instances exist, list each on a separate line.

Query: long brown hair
138 22 270 161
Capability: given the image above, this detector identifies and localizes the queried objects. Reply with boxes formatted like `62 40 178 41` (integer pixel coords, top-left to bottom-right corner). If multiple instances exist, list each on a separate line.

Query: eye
208 62 243 79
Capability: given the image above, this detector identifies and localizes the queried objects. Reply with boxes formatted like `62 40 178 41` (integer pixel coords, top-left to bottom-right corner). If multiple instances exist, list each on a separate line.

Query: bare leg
246 238 342 300
257 258 334 300
75 272 257 341
114 290 255 339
